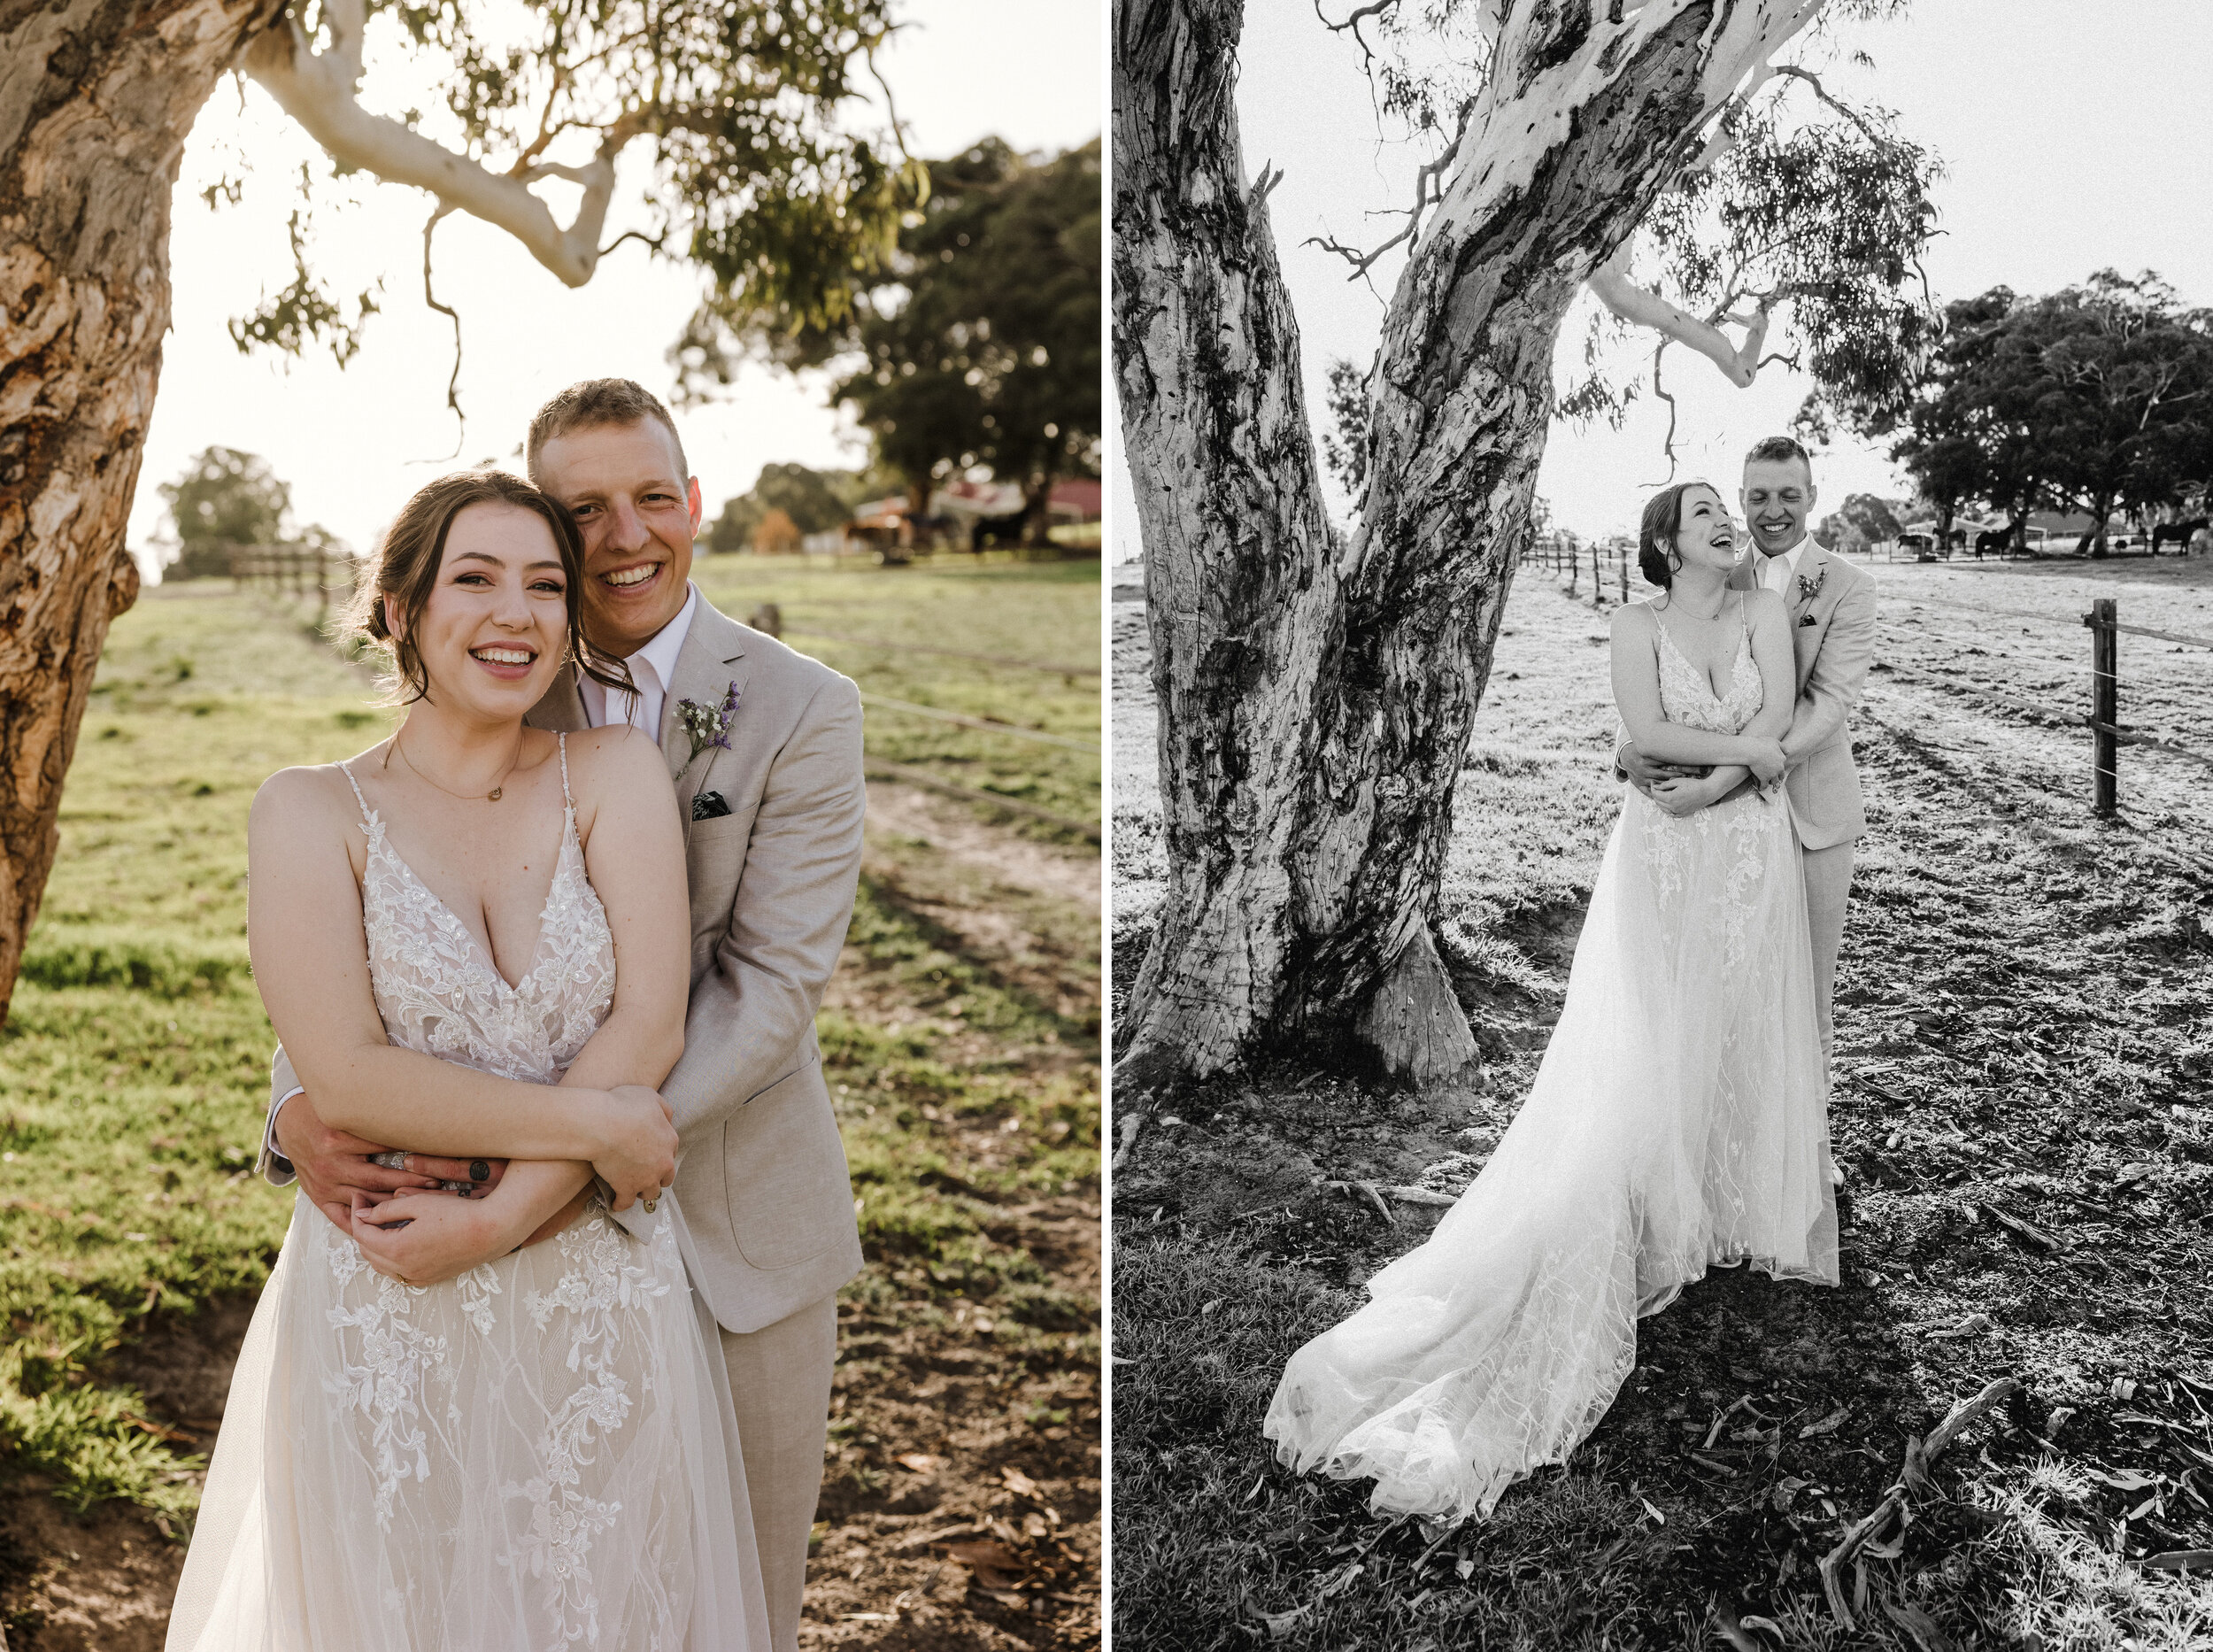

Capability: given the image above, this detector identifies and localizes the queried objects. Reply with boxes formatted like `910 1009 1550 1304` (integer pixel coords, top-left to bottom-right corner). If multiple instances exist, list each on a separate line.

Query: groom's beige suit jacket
1726 541 1877 852
266 596 867 1337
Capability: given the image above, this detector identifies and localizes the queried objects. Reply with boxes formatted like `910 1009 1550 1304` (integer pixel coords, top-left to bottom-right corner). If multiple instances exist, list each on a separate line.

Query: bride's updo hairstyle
343 469 632 706
1637 481 1716 591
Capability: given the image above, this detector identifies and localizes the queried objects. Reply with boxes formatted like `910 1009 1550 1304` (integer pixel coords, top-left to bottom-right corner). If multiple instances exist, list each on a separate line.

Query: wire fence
1515 532 2213 815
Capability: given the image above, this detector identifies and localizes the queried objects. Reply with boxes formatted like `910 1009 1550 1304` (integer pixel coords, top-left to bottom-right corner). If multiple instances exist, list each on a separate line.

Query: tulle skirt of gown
166 1193 767 1652
1263 783 1838 1521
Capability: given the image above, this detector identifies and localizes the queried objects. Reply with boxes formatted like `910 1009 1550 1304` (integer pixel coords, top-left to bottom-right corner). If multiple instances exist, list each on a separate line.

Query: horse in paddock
1975 529 2012 559
970 509 1032 552
2151 517 2209 554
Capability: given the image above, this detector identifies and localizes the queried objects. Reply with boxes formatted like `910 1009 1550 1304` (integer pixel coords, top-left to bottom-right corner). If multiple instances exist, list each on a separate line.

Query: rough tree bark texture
0 0 278 1023
1114 0 1820 1092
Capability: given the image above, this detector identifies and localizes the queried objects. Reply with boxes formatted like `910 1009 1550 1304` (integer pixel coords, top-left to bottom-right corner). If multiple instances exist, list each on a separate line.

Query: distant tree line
686 136 1103 547
1833 271 2213 556
705 461 886 553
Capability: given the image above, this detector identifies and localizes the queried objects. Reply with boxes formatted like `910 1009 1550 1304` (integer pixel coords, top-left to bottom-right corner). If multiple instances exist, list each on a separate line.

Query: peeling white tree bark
1589 247 1770 389
1115 0 1830 1095
241 2 622 289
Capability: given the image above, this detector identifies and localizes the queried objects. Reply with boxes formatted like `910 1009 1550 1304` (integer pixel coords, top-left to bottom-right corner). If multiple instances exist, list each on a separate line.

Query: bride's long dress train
168 740 768 1651
1263 614 1838 1522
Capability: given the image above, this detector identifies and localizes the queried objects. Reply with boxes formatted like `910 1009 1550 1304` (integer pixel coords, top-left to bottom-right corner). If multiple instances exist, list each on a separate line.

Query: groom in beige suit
1623 434 1877 1064
259 379 864 1650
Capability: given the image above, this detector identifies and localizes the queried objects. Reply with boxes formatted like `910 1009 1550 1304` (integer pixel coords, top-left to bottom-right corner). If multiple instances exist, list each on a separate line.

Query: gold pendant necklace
389 729 523 803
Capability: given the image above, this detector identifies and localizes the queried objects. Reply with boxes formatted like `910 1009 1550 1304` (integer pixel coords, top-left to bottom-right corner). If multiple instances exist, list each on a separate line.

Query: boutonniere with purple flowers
675 680 741 770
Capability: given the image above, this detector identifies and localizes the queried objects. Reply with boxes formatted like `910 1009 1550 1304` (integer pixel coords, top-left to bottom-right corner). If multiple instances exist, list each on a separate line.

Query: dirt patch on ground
807 1196 1100 1650
0 1482 181 1652
0 1297 260 1648
867 784 1100 913
98 1294 258 1444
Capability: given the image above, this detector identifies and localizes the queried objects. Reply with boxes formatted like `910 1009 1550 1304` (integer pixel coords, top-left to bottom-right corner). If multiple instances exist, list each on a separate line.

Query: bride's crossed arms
1608 498 1799 822
246 720 686 1288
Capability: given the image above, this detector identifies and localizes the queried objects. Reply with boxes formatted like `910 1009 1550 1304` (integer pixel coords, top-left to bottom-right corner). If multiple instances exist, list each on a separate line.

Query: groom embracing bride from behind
1622 433 1877 1070
172 379 864 1651
1265 434 1878 1522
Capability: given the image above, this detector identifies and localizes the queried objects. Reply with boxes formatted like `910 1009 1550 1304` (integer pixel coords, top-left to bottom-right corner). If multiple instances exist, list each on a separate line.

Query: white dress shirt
1757 537 1809 596
261 583 705 1178
578 582 700 747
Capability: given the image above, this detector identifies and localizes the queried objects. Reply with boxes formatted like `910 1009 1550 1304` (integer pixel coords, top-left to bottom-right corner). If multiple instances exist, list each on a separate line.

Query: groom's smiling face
1740 456 1816 560
534 417 706 656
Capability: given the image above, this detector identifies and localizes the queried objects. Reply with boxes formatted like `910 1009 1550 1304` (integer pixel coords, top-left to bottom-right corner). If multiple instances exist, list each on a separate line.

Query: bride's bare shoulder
1609 598 1660 638
1741 587 1789 626
248 760 376 862
251 758 370 824
560 723 669 798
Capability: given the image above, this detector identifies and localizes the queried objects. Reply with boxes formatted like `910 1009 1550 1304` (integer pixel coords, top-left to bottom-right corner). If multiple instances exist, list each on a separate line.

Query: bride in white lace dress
1264 481 1837 1522
168 472 767 1651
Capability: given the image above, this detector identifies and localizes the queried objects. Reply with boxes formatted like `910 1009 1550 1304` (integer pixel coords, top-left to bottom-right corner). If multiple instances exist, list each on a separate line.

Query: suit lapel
661 602 754 812
1788 543 1832 614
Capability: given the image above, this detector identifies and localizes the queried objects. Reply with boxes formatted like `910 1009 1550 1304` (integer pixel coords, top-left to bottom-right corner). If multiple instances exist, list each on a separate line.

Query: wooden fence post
2087 598 2117 817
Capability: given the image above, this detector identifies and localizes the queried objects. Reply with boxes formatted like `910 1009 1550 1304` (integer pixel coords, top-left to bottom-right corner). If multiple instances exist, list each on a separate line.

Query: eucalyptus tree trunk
0 0 277 1023
1112 0 1821 1095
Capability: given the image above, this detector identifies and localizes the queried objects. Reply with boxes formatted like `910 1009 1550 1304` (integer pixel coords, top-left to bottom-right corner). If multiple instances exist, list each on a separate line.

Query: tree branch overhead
242 19 621 289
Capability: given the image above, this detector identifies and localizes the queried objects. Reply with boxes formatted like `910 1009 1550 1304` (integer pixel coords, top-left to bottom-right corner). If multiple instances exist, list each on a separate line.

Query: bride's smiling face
390 503 572 720
1670 486 1739 575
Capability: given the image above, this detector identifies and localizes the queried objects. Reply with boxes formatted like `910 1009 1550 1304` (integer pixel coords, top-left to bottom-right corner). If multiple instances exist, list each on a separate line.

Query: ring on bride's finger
368 1151 410 1171
643 1196 659 1214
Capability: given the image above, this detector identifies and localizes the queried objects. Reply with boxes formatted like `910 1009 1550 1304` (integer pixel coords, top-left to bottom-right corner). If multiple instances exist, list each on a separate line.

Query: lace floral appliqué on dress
1265 597 1837 1522
168 737 767 1652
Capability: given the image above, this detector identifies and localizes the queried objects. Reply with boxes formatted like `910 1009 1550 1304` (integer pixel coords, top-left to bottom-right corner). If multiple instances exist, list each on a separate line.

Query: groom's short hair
1744 435 1813 477
526 378 691 482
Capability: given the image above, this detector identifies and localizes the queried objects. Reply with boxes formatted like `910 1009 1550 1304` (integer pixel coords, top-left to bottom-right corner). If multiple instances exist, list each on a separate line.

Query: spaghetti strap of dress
557 731 572 809
336 760 374 828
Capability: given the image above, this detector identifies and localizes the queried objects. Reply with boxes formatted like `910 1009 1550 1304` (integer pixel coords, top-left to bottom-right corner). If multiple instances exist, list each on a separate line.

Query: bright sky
133 0 1103 570
1109 0 2213 554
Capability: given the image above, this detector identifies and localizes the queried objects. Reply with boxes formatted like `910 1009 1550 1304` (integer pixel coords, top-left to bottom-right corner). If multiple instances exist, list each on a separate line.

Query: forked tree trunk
1112 0 1819 1094
0 0 277 1023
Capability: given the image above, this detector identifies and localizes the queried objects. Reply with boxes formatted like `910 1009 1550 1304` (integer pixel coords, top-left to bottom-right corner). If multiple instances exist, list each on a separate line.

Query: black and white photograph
0 2 1102 1648
1111 0 2213 1645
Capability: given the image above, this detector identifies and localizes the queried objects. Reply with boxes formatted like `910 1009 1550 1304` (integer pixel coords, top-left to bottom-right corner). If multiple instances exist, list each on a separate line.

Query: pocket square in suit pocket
690 790 733 821
1798 613 1819 627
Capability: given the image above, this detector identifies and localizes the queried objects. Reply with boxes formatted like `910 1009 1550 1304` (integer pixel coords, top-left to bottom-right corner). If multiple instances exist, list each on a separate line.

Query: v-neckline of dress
365 813 576 996
1654 601 1750 705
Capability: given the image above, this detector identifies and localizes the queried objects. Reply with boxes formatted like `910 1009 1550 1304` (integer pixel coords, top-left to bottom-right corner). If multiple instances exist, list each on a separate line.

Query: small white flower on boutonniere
1796 564 1828 606
675 680 741 771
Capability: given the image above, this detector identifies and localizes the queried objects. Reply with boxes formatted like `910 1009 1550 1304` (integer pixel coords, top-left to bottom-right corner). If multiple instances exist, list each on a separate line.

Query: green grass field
692 553 1100 839
1 559 1101 1648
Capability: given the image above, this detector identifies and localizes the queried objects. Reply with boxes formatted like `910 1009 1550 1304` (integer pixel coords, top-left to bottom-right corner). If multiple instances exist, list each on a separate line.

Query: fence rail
227 544 363 628
1517 534 2211 818
783 629 1099 678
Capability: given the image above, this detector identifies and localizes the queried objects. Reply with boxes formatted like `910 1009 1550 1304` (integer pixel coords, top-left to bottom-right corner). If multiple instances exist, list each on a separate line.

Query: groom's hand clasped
596 1084 679 1212
274 1090 505 1232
